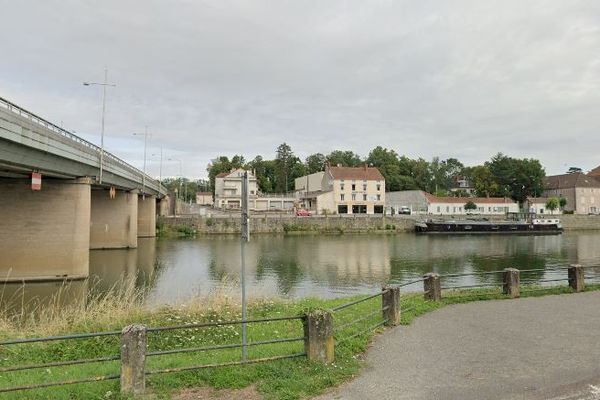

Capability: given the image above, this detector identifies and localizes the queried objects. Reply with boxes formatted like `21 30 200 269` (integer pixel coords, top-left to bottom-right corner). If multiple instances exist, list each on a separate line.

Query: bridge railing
0 96 166 195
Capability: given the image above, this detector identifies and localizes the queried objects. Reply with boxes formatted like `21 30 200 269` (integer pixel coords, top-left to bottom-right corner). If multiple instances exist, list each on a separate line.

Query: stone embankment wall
158 213 600 235
158 215 415 235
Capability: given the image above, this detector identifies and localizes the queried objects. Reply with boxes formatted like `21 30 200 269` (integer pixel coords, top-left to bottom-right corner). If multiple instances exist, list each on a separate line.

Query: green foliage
487 153 545 203
161 177 209 203
545 197 559 214
559 197 567 210
305 153 327 174
464 201 477 211
326 150 363 167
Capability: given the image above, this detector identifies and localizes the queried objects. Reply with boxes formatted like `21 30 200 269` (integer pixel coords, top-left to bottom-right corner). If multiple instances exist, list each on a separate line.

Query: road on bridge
318 291 600 400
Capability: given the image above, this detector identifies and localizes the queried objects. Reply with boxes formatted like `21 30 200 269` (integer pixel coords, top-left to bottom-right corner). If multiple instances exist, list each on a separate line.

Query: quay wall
158 213 600 235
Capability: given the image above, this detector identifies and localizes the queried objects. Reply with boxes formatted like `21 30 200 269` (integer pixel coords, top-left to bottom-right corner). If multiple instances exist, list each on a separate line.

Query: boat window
464 225 472 230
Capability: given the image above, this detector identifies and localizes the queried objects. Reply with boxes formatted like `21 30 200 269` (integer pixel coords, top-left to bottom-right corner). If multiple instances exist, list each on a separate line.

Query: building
449 176 476 196
385 190 518 215
297 165 385 214
214 169 295 211
589 165 600 179
544 172 600 214
195 191 213 206
524 197 562 215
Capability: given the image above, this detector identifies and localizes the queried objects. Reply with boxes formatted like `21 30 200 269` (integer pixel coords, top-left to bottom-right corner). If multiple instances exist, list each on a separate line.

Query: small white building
525 197 563 215
196 191 214 206
386 191 519 215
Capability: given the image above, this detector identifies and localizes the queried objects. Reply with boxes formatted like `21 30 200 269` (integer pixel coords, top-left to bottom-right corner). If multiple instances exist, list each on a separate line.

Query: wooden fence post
503 268 520 298
423 273 441 301
303 310 334 364
382 286 400 326
121 324 147 395
568 264 585 292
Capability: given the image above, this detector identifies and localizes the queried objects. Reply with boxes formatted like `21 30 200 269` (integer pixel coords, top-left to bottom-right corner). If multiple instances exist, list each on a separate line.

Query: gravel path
317 292 600 400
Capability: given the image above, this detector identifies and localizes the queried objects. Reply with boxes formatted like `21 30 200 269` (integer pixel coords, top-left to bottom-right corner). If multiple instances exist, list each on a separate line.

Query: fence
0 263 598 396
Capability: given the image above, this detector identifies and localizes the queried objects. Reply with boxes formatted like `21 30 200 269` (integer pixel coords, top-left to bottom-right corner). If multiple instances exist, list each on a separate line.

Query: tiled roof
545 173 600 189
328 166 385 181
589 165 600 178
215 172 229 178
423 192 515 204
196 191 212 196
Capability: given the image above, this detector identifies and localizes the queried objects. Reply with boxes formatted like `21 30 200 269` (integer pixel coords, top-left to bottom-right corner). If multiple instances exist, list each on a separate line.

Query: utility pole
240 170 250 361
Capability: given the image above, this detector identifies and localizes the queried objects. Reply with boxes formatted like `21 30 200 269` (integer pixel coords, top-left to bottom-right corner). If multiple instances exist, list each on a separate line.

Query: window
488 207 492 212
338 205 348 214
376 184 381 191
446 206 450 213
352 184 356 191
363 184 367 191
363 194 367 201
377 194 381 201
374 205 384 214
437 206 441 212
340 183 345 191
453 207 456 213
352 194 356 201
352 205 367 214
340 194 345 201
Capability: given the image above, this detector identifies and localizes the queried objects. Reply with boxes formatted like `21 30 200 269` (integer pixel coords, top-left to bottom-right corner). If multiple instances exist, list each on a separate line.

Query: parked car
399 206 411 215
296 209 312 216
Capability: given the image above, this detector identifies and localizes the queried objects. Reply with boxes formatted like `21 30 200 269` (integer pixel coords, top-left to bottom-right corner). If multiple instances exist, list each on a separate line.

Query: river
3 231 600 311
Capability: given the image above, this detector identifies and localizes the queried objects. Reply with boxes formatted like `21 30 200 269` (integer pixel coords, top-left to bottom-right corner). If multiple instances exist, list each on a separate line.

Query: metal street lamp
83 67 116 184
132 126 151 194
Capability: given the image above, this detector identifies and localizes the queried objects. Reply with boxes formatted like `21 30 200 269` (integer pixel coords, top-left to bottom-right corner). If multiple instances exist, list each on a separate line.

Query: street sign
31 172 41 191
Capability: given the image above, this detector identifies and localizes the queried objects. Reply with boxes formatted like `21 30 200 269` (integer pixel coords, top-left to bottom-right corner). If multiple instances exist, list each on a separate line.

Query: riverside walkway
318 291 600 400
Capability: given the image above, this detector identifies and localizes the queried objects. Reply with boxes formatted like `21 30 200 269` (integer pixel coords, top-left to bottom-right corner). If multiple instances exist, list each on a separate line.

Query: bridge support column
137 195 156 238
0 178 91 281
90 189 138 249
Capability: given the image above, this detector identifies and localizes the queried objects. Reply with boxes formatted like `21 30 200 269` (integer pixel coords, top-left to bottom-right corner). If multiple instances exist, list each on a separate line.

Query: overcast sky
1 0 599 178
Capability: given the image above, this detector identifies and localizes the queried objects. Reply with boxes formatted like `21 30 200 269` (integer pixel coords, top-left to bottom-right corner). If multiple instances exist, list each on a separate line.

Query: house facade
524 197 562 215
385 190 518 215
297 165 385 214
544 172 600 214
214 169 295 211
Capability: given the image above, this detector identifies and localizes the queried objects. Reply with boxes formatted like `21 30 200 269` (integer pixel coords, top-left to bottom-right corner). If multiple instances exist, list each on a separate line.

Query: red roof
589 165 600 178
423 192 515 204
328 166 384 181
196 191 212 196
215 172 229 178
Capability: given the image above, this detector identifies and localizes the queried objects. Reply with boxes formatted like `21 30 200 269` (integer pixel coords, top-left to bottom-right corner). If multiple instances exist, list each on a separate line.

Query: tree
546 197 559 214
488 153 545 203
469 165 499 197
567 167 582 174
326 150 362 167
305 153 326 174
465 201 477 211
274 143 304 192
366 146 401 191
559 197 567 211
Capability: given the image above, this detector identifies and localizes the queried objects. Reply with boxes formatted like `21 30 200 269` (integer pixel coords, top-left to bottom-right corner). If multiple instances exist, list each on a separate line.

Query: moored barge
415 217 563 235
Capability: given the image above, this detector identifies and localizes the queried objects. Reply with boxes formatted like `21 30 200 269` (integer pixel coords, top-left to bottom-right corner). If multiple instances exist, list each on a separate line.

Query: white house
386 191 518 215
524 197 563 215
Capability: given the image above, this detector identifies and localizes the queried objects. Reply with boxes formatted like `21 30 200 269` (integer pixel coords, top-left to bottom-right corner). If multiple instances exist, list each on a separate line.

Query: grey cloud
1 0 599 178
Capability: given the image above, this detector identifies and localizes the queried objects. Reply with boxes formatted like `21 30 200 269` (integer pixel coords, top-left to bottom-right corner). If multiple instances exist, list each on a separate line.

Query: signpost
31 172 41 191
240 171 250 361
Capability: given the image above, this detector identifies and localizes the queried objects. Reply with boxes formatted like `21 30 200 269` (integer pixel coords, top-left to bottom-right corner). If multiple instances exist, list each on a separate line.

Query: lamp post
152 146 163 186
168 157 183 201
132 126 150 194
83 67 116 184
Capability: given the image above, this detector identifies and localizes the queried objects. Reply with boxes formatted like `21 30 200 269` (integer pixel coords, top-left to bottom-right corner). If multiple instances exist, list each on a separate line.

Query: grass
1 282 599 399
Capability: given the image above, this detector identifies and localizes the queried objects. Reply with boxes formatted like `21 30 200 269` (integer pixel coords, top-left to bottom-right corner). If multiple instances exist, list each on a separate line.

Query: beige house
214 169 295 211
195 191 213 206
544 172 600 214
297 165 385 214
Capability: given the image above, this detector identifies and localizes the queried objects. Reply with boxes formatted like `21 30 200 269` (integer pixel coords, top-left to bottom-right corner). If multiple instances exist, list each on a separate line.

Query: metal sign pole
240 171 250 361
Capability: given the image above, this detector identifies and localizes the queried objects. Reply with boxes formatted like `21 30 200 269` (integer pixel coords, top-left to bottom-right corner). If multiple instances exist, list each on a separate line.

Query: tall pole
142 126 148 194
240 171 250 361
100 67 107 183
83 67 115 185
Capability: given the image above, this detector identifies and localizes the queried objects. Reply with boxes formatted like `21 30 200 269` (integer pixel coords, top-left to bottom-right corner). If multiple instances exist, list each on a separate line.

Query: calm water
4 232 600 310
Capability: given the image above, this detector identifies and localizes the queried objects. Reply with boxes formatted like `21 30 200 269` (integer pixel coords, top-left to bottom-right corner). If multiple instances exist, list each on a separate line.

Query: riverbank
2 283 600 399
157 214 600 236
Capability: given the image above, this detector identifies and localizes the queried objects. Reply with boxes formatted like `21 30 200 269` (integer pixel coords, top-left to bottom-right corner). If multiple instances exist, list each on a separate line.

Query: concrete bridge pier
90 188 138 249
137 195 156 238
0 178 91 281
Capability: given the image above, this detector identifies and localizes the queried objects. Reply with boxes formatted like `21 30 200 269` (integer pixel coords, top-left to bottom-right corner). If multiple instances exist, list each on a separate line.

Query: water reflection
2 232 600 312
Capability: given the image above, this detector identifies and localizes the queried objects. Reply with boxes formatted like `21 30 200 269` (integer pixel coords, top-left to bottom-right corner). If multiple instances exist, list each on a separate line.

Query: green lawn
1 283 598 400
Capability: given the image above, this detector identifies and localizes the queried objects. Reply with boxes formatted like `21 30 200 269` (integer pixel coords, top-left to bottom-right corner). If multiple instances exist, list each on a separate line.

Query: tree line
206 143 546 203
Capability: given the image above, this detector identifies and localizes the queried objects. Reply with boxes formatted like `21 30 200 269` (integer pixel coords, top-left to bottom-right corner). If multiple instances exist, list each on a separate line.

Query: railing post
121 324 147 395
382 286 400 326
568 264 585 292
303 310 334 364
503 268 520 298
423 273 441 301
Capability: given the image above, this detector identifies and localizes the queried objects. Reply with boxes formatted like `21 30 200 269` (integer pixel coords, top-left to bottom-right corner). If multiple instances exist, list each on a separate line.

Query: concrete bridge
0 95 170 282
